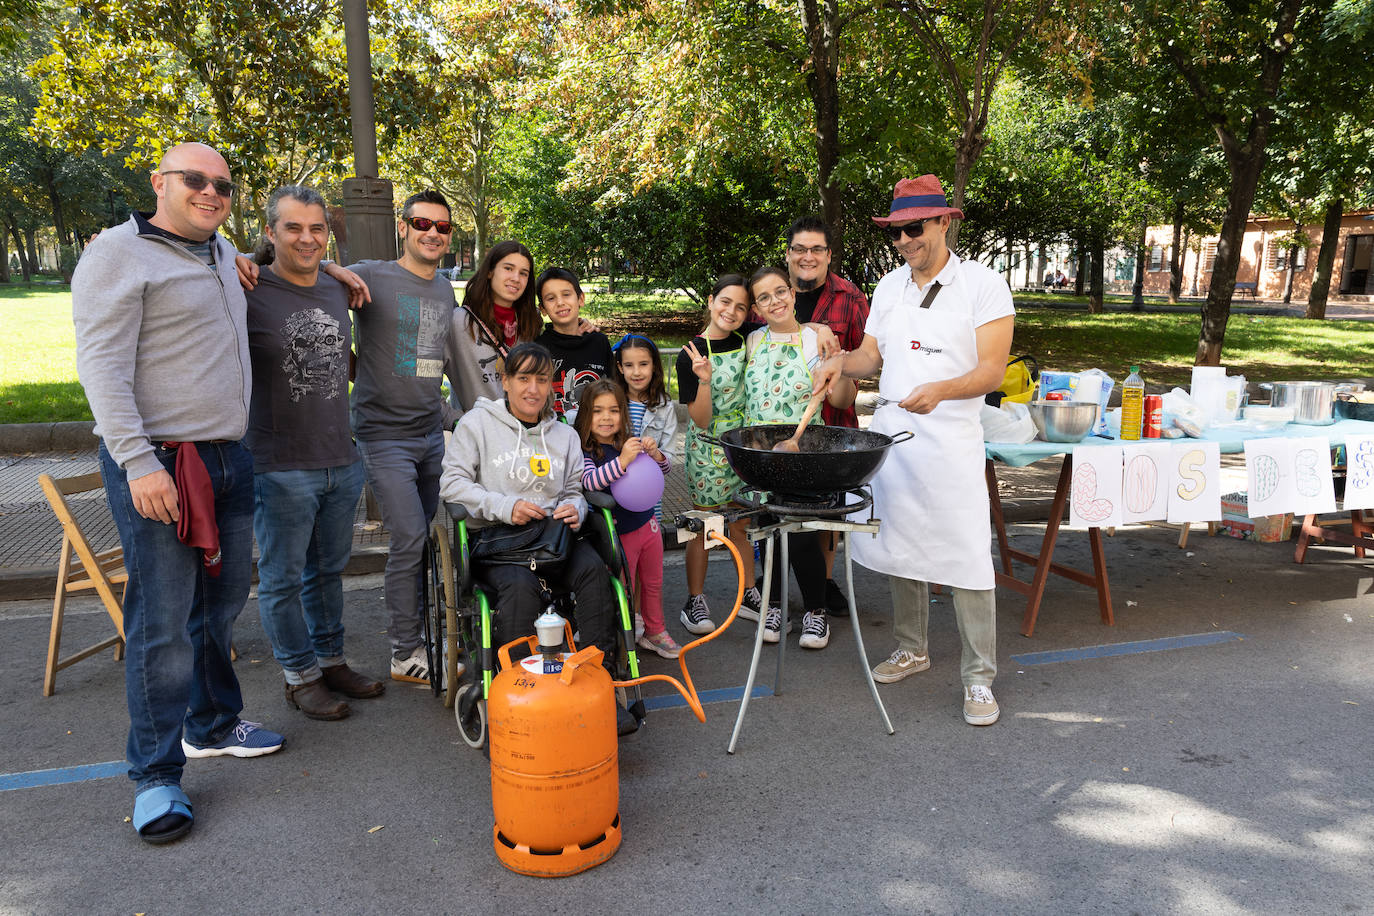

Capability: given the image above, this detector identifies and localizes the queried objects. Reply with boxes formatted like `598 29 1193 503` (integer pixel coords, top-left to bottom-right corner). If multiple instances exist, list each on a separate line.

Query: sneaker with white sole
182 719 284 758
637 630 682 659
390 646 430 684
762 607 782 644
680 594 715 635
798 610 829 649
737 586 764 623
963 684 1000 725
872 648 931 683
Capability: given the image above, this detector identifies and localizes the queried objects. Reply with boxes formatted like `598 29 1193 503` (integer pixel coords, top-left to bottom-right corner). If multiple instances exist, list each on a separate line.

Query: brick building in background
1141 209 1374 301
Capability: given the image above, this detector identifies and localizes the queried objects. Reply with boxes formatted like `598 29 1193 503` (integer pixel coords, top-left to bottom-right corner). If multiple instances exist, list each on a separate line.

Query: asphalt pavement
2 520 1372 915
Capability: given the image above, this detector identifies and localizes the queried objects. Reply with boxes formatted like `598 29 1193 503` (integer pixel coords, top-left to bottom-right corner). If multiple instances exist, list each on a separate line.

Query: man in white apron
813 175 1014 725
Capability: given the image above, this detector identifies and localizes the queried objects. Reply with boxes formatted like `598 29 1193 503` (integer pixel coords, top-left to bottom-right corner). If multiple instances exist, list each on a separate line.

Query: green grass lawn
0 283 89 424
2 285 1367 424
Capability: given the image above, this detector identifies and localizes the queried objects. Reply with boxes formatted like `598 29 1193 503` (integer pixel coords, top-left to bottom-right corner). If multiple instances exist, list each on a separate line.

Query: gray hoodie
72 215 250 480
438 396 587 530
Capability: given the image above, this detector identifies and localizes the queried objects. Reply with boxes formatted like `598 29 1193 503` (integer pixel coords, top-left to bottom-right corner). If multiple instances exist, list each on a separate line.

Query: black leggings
765 531 827 611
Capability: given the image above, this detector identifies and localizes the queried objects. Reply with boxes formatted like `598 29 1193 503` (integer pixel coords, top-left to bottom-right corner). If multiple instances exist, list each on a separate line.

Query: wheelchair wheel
456 682 488 749
422 531 446 698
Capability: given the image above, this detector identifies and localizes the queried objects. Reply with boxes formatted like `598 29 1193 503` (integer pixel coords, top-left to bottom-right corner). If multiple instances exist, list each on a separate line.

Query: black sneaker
824 578 849 615
616 700 640 736
738 586 764 622
799 610 830 649
680 594 715 635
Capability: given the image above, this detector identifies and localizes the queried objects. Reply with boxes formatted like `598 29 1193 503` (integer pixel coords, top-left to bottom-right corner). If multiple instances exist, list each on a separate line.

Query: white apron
851 281 994 590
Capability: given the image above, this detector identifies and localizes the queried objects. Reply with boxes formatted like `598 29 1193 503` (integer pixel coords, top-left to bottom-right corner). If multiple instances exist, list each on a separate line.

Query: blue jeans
253 461 365 683
99 440 254 792
356 431 444 656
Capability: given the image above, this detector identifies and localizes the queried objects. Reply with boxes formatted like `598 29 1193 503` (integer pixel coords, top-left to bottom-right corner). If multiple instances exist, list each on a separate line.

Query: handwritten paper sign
1167 440 1221 524
1244 436 1338 517
1120 442 1172 523
1345 435 1374 512
1070 445 1123 528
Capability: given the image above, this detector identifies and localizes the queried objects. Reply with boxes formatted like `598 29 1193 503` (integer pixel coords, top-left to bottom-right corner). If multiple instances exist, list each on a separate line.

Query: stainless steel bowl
1029 400 1099 443
1263 381 1336 425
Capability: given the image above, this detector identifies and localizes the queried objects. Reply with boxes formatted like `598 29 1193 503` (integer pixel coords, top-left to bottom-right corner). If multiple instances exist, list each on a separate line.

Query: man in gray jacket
73 141 283 847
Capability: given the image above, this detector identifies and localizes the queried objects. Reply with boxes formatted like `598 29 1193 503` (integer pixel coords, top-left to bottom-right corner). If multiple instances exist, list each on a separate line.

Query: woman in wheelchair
438 342 637 735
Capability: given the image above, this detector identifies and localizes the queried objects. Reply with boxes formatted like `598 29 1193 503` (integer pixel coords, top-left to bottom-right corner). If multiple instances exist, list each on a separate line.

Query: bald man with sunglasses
73 141 284 846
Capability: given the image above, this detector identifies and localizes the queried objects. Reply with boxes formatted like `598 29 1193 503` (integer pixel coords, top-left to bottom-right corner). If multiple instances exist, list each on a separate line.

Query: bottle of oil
1120 366 1144 440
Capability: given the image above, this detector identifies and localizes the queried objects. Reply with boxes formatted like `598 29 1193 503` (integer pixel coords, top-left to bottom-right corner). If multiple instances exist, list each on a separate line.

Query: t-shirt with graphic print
534 325 614 421
245 266 358 473
348 259 456 440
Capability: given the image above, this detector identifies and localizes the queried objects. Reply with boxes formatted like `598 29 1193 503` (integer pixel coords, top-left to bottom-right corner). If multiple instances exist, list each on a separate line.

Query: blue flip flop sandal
133 785 193 845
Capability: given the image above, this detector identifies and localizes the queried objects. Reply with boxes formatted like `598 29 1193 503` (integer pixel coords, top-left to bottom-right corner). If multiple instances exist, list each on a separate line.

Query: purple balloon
610 453 665 512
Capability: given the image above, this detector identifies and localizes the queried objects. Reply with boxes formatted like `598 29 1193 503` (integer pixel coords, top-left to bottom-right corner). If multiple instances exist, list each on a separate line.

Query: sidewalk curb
0 421 96 455
0 546 390 602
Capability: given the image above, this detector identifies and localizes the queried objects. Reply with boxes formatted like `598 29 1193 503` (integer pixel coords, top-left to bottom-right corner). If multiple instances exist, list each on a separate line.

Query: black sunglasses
161 169 236 197
403 215 454 235
885 220 929 241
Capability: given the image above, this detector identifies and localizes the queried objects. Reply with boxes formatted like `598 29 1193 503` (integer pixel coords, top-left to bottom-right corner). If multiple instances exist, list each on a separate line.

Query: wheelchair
421 490 646 749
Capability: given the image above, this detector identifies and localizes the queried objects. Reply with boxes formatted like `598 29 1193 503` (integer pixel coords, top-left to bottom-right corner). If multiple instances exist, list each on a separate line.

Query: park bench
1234 281 1258 298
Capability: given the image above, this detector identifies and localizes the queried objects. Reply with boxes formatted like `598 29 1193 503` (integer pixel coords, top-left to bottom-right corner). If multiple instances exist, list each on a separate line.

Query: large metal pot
1263 381 1336 425
700 426 914 498
1335 393 1374 422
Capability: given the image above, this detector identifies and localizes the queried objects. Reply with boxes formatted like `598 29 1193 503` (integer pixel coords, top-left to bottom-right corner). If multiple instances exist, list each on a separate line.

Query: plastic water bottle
1120 366 1144 440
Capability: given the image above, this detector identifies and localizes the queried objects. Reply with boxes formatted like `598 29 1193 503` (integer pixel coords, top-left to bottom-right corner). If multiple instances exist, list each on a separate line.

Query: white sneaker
798 610 829 649
390 646 430 684
680 594 715 635
738 586 764 622
963 684 1000 726
762 607 782 644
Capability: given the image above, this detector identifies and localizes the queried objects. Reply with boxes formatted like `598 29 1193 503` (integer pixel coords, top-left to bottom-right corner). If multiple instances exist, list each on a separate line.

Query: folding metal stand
727 514 895 753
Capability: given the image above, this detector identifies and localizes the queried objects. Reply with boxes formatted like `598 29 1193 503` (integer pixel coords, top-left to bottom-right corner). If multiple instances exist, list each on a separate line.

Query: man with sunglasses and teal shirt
342 190 459 686
812 175 1014 727
73 141 284 846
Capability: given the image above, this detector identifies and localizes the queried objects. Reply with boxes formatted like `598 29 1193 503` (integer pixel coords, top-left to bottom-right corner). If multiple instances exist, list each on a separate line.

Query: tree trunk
1306 197 1342 319
8 218 32 281
25 228 38 275
1089 235 1105 313
1168 198 1185 303
1072 237 1085 296
0 223 9 283
1282 225 1299 304
1197 151 1266 365
799 0 844 258
1131 213 1148 311
947 128 989 249
47 175 70 247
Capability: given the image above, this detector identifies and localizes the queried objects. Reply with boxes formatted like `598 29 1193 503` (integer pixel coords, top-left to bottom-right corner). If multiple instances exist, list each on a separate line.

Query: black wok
699 425 914 498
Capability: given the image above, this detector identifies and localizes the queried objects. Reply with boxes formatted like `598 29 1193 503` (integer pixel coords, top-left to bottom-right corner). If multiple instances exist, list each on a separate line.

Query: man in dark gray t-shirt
246 185 384 723
333 190 458 685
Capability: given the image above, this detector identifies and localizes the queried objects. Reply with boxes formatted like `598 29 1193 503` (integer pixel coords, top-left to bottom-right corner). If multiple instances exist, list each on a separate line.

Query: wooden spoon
773 389 827 452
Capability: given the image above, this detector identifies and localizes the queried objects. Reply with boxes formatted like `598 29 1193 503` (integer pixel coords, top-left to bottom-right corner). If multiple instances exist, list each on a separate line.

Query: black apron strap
919 281 943 309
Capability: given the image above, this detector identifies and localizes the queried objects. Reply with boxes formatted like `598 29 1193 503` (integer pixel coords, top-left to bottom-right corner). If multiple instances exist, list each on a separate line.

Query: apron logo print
908 340 944 355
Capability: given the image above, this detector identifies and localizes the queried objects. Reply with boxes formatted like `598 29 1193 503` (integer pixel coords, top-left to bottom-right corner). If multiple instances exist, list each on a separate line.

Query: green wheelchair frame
422 489 646 748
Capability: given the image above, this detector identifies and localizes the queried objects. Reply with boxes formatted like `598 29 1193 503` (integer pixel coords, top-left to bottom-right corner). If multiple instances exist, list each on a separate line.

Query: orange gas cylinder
488 642 621 877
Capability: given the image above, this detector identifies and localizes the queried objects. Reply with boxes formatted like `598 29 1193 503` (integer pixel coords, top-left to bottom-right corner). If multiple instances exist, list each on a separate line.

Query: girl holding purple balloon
575 379 678 659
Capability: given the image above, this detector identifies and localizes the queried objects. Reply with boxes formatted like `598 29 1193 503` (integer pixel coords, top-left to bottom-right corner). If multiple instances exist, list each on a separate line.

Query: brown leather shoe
320 663 386 699
284 678 349 720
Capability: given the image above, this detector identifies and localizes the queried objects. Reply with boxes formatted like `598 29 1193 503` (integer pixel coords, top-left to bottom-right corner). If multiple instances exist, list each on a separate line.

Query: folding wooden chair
38 471 127 696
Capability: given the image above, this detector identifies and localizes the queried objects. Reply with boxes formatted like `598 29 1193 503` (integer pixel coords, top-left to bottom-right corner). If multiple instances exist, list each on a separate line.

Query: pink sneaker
637 630 682 659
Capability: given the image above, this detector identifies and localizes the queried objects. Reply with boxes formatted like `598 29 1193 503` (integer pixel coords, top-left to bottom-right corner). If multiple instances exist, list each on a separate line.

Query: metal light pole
340 0 396 265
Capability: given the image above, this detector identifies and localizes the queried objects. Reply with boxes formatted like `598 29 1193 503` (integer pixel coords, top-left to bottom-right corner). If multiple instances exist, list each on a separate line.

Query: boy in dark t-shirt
533 267 614 421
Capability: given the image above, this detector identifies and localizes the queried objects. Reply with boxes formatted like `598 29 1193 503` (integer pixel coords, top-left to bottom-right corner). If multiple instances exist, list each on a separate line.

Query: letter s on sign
1175 448 1205 501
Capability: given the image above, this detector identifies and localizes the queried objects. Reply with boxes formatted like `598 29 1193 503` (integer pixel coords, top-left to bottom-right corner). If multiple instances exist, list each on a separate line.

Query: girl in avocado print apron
741 266 856 649
675 275 766 634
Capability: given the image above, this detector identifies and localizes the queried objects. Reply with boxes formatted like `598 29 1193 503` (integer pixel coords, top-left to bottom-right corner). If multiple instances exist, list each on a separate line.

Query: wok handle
695 431 723 447
888 430 915 444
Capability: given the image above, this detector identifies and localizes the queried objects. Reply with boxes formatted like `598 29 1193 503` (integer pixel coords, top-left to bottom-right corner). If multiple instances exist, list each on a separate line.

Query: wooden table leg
1020 457 1075 637
1353 510 1369 559
1294 513 1315 563
986 459 1014 574
1088 525 1114 625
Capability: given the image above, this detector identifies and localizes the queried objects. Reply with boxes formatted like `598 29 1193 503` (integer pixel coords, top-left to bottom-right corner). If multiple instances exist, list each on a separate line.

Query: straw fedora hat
871 175 964 226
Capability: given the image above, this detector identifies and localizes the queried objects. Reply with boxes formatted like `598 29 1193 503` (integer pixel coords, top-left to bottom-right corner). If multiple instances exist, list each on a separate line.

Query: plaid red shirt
810 271 870 428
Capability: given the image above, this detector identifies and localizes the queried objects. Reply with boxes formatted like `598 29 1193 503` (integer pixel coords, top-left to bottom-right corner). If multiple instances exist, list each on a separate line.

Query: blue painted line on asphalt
1011 631 1244 667
641 683 774 711
0 760 125 792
